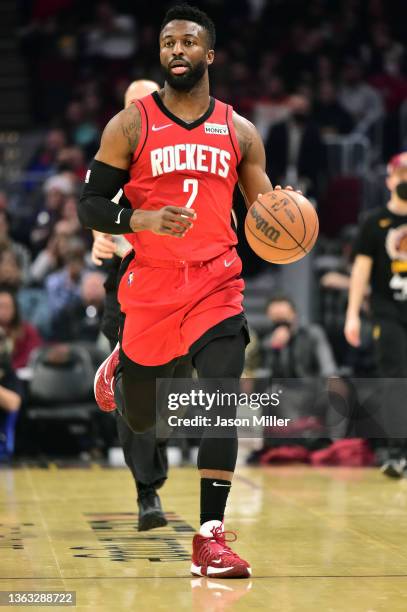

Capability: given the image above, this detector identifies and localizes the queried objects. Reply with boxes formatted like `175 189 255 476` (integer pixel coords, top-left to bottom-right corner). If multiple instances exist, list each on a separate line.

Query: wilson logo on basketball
250 207 280 243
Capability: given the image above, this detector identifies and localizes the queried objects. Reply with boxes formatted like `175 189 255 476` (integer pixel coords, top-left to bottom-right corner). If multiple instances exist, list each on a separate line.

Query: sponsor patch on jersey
204 122 229 135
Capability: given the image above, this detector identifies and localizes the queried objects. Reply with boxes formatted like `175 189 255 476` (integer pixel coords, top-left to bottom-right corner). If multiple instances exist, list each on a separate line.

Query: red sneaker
191 522 251 578
93 344 119 412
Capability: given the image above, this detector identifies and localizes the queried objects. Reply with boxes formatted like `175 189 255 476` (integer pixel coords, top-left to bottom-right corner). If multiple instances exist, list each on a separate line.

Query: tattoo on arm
233 113 254 159
238 130 253 158
121 107 141 154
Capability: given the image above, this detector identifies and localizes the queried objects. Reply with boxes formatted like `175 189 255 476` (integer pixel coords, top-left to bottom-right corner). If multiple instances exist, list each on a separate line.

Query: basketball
397 234 407 254
244 190 319 264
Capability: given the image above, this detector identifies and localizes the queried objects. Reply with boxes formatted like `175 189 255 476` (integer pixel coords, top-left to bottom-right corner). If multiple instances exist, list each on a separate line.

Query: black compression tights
114 330 246 473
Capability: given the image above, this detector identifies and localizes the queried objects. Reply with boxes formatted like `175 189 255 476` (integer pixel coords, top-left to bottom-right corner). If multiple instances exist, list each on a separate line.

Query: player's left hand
256 186 303 202
272 185 303 194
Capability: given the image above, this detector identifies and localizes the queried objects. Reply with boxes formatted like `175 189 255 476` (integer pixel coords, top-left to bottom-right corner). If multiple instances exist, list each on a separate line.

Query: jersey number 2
183 179 198 208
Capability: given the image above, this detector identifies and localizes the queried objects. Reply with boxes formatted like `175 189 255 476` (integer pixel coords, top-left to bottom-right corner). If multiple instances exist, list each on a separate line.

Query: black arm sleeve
78 159 134 234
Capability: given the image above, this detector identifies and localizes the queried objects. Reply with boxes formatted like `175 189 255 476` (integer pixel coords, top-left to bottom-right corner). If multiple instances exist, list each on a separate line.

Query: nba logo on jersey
204 122 229 135
127 272 134 286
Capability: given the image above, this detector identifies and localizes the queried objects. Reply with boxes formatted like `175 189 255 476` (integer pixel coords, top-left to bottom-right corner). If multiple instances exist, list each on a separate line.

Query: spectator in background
265 93 325 197
250 294 338 463
46 237 87 335
339 58 384 136
30 181 69 254
26 128 67 177
63 102 100 160
0 191 8 212
0 250 23 291
85 1 137 61
314 80 354 136
30 225 74 285
0 211 31 284
252 75 290 140
56 146 88 182
345 152 407 477
51 271 105 342
365 21 405 76
262 295 337 378
280 24 323 90
0 328 23 461
54 194 83 238
368 47 407 157
315 55 335 82
0 289 43 369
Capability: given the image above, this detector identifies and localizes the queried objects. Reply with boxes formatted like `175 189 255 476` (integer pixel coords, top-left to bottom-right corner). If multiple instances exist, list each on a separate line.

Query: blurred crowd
18 0 407 161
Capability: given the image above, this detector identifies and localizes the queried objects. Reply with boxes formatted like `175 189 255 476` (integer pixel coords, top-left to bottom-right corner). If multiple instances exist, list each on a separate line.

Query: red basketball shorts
117 247 245 366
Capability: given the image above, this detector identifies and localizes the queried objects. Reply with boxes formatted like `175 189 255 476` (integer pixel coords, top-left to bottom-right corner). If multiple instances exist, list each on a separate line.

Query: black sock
200 478 231 525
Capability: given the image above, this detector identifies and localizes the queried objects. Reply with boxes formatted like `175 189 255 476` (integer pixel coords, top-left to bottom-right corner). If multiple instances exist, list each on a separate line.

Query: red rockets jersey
123 91 242 262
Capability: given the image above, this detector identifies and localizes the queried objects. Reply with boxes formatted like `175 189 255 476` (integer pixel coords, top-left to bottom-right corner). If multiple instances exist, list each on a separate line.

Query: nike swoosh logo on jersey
213 482 231 487
152 123 173 131
115 209 124 224
224 257 237 268
212 559 222 564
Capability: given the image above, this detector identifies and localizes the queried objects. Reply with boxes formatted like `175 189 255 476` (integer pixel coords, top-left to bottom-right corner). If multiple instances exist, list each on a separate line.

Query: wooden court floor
1 465 407 611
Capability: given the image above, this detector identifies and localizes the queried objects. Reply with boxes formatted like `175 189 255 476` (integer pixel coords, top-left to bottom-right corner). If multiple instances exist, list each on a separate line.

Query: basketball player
91 79 193 531
79 4 294 578
345 152 407 477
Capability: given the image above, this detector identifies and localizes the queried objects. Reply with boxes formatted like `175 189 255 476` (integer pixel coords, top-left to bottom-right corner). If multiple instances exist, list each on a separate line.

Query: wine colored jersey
123 91 241 262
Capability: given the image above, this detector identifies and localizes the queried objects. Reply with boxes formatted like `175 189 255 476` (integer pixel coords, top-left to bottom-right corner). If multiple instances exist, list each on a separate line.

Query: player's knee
126 413 154 434
198 359 243 378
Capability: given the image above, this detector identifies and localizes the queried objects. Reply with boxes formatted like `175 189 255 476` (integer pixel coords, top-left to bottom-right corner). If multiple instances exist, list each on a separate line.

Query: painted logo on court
71 512 193 563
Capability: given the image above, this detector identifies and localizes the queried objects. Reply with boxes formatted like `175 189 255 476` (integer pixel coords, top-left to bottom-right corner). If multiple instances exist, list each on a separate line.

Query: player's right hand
91 233 117 266
344 314 361 347
137 206 196 238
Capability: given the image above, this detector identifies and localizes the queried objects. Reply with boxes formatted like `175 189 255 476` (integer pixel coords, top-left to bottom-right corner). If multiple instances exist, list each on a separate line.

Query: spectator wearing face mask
262 294 337 378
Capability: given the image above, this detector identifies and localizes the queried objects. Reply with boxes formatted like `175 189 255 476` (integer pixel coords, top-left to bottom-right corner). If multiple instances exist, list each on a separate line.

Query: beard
162 59 207 92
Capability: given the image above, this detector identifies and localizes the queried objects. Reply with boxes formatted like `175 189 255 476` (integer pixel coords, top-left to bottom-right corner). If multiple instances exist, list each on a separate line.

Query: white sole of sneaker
190 563 252 578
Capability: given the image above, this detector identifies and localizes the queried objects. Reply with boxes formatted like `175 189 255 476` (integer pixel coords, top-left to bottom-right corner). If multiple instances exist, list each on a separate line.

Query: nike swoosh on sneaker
224 257 237 268
152 123 173 131
213 482 231 487
207 566 234 574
